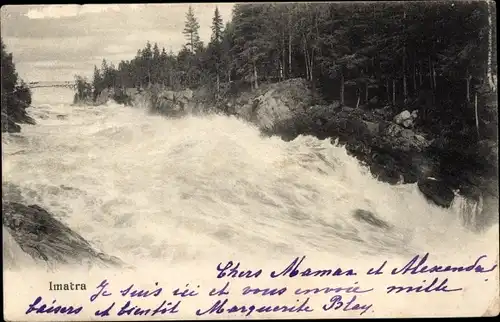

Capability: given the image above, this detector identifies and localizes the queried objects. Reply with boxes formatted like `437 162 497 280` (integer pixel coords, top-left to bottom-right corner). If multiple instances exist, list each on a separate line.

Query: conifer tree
1 38 33 132
183 6 201 53
211 6 224 44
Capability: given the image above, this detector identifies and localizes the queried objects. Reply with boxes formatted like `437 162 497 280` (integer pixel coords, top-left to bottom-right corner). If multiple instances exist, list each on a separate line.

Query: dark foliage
1 38 34 132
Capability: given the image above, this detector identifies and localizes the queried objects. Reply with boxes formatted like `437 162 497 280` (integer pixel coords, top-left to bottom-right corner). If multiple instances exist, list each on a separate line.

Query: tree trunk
392 79 396 105
308 45 314 81
487 0 496 91
304 38 309 81
466 69 471 103
253 63 259 89
356 92 360 109
419 60 423 87
365 83 369 103
432 62 437 91
386 78 390 102
216 73 220 98
475 91 480 140
413 53 417 93
403 54 407 101
279 60 284 81
282 31 287 79
288 25 292 78
428 56 433 90
340 71 345 106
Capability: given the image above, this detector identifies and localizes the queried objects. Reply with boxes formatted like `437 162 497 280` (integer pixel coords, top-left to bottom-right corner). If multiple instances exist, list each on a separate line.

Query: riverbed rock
417 177 455 208
2 202 125 268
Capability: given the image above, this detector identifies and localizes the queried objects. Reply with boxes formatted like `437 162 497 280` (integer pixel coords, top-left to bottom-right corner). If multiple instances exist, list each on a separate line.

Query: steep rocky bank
1 104 36 133
2 184 126 270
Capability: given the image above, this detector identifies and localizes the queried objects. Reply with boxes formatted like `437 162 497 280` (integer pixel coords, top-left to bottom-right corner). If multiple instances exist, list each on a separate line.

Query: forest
72 1 500 202
1 38 33 133
78 2 497 137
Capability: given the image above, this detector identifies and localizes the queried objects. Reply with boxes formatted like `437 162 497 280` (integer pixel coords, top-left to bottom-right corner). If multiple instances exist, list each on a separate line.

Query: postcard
2 2 499 320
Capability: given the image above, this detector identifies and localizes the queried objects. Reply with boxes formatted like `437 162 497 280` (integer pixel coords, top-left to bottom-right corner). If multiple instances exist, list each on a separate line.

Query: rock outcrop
229 78 314 128
417 177 455 208
154 89 194 116
1 108 36 133
2 202 125 269
393 109 418 128
267 103 434 184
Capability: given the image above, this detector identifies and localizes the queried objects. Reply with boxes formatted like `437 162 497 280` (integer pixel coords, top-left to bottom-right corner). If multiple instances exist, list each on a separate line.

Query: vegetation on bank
1 38 34 133
74 2 497 197
77 2 496 138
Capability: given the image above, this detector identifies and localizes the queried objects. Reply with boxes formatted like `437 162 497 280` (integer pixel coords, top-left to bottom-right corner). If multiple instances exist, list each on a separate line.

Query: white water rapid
2 87 499 268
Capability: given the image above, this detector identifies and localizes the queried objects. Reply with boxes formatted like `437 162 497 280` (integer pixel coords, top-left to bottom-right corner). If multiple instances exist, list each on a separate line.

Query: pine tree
209 7 225 96
92 65 102 99
211 6 224 44
152 43 161 84
183 6 201 53
142 42 153 86
1 38 33 132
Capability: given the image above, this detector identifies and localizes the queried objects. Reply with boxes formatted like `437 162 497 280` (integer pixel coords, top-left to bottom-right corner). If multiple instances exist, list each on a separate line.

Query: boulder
402 118 414 128
251 79 314 129
394 110 411 125
180 89 193 100
417 177 455 208
2 202 125 268
381 123 431 152
163 91 175 101
394 109 418 128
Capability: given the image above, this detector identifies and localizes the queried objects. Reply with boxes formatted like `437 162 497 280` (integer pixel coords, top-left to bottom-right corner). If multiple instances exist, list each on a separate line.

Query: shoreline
77 80 497 209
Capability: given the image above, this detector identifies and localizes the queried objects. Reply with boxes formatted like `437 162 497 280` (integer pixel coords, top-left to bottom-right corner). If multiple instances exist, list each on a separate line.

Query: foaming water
2 88 498 269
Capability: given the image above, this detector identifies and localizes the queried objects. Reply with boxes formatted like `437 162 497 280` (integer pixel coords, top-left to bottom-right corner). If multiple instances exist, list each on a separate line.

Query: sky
1 4 235 82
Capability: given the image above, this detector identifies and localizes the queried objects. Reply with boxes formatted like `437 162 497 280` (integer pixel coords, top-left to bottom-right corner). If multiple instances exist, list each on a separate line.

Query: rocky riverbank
1 104 36 133
2 185 126 270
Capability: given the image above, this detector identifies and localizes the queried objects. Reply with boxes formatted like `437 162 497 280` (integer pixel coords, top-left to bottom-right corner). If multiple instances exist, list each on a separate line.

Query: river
2 87 499 268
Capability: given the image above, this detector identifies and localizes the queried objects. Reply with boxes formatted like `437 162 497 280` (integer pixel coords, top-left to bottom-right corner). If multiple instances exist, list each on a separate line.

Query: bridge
27 81 76 90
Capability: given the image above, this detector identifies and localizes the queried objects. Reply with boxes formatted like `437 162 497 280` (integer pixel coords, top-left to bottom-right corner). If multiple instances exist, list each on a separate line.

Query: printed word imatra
49 282 86 291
